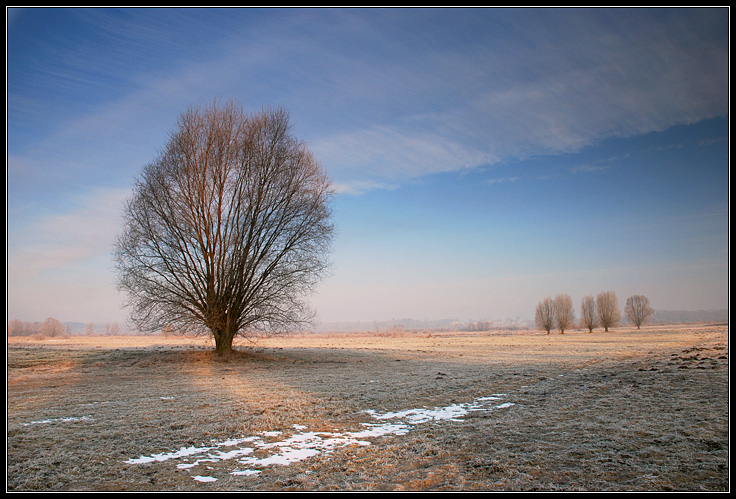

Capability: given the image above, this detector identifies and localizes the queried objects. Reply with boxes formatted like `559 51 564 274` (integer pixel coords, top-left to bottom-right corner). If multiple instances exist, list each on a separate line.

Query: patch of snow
364 394 512 424
232 469 261 476
21 415 93 426
192 475 217 482
127 444 215 464
124 394 515 480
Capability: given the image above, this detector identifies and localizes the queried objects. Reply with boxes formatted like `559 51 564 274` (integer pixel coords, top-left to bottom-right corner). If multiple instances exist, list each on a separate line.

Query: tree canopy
115 101 334 354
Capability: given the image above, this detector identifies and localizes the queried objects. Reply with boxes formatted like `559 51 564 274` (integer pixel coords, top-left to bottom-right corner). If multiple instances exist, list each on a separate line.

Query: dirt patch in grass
6 324 729 491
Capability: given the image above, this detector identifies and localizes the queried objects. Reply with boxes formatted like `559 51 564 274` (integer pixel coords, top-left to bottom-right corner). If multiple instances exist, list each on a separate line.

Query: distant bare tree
115 100 334 355
580 295 597 332
39 317 66 338
625 294 654 329
535 297 555 334
596 291 620 332
554 293 575 334
85 322 96 336
8 319 24 337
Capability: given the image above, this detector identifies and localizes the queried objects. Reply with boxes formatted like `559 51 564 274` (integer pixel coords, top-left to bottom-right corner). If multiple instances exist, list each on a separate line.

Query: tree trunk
213 327 236 355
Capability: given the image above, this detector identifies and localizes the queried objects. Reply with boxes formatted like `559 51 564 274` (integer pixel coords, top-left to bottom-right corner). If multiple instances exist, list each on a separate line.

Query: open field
7 324 729 491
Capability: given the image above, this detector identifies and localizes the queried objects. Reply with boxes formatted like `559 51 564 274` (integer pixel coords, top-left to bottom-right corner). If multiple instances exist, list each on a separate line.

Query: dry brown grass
6 324 729 491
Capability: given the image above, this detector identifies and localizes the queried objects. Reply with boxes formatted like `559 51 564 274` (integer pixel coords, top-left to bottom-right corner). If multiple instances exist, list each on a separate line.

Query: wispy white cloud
8 187 130 280
7 185 132 322
289 9 727 194
698 136 727 147
312 125 499 186
332 179 400 196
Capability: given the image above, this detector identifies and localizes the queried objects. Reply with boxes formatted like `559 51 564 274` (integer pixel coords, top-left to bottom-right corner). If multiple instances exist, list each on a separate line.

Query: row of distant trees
7 317 69 338
535 291 654 334
7 318 120 337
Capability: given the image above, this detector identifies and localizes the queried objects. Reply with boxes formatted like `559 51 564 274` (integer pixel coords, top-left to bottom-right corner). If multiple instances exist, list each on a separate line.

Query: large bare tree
596 290 620 332
580 294 597 332
535 297 555 334
115 101 334 354
625 294 654 329
553 293 575 334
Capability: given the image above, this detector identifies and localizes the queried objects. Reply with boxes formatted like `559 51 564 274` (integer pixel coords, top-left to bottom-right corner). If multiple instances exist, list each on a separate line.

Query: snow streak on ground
21 415 93 426
125 394 515 482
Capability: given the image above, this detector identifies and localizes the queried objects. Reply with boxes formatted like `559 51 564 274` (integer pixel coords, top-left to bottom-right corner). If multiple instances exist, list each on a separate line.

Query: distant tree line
7 317 68 338
535 291 654 334
652 309 728 324
7 319 121 337
453 320 496 332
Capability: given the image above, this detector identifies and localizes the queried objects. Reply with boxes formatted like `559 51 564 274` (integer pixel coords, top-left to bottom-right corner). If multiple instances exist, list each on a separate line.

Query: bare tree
39 317 66 338
535 297 555 334
625 294 654 329
580 294 597 332
8 319 25 337
554 293 575 334
596 290 620 332
115 101 334 355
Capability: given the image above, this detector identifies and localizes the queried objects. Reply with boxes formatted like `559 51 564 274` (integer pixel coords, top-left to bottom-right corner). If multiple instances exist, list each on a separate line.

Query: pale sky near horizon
7 7 729 328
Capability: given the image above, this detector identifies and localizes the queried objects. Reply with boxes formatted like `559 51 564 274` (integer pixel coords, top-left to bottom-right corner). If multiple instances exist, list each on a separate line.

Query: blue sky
6 7 729 327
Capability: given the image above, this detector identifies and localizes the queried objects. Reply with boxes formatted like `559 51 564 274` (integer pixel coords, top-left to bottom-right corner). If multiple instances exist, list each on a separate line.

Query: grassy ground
6 324 729 491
